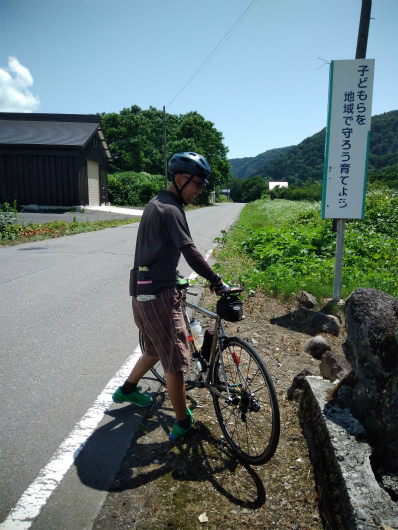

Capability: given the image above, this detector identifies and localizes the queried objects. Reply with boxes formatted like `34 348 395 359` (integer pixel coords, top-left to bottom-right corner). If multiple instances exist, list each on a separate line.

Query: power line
167 0 257 108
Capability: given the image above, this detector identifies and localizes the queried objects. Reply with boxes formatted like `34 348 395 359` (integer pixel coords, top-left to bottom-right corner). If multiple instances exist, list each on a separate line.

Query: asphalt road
0 202 244 530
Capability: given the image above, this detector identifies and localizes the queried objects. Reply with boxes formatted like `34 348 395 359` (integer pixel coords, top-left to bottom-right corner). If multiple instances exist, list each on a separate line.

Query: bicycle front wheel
139 331 201 391
211 337 280 466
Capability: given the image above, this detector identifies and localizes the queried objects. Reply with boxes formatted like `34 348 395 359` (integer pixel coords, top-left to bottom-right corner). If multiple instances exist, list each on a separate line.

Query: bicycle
139 278 280 466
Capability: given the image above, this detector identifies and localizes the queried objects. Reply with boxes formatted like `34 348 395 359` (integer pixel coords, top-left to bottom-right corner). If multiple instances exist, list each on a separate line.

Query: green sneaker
112 386 151 407
169 407 194 441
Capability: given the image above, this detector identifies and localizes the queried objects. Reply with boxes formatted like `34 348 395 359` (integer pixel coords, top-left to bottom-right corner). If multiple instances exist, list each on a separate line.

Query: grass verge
213 191 398 302
0 217 139 246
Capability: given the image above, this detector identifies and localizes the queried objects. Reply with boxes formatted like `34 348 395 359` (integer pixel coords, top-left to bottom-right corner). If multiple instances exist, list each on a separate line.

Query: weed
213 193 398 300
0 217 139 244
135 420 148 435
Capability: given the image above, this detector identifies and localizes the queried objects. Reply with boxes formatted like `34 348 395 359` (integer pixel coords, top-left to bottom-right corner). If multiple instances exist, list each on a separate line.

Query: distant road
0 202 244 530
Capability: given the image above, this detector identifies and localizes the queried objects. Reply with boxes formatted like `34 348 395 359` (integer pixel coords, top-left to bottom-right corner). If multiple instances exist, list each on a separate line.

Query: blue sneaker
169 407 194 441
112 386 151 407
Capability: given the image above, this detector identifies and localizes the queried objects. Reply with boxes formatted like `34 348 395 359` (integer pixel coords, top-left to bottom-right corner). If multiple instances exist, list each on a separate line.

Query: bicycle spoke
212 338 280 465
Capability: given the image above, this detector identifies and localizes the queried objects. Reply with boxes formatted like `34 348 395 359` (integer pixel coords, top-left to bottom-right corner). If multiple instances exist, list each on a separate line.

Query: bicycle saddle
177 276 190 289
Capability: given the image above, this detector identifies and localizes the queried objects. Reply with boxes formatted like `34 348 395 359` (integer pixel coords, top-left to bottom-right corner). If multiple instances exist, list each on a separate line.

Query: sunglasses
183 175 207 190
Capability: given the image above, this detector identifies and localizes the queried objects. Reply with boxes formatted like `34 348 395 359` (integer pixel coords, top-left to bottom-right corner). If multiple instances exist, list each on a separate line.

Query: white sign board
322 59 375 219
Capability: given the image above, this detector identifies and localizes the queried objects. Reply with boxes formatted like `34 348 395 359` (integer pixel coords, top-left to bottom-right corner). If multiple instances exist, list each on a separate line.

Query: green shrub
0 202 20 239
108 172 164 206
214 192 398 300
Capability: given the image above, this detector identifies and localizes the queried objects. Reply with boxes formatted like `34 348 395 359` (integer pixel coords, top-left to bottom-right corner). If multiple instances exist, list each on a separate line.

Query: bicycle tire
139 331 201 391
211 337 280 466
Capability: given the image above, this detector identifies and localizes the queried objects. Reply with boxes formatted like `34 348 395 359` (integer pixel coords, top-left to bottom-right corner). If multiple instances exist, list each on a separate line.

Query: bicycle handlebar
178 275 243 297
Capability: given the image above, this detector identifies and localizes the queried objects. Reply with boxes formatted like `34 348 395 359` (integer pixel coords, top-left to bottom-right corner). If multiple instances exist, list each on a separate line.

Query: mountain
229 146 293 180
229 110 398 185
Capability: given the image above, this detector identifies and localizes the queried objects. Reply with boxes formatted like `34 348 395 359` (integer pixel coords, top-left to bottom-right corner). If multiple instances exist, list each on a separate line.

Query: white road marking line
0 346 142 530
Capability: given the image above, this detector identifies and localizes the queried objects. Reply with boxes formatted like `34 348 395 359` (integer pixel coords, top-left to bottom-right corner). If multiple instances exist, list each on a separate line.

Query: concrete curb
298 376 398 530
83 205 143 217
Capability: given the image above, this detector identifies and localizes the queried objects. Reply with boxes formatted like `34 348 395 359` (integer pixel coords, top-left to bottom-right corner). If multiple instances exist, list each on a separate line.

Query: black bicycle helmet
168 152 211 180
168 151 211 204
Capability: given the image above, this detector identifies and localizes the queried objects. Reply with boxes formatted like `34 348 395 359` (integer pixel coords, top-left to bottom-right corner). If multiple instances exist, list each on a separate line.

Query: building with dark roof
0 113 113 208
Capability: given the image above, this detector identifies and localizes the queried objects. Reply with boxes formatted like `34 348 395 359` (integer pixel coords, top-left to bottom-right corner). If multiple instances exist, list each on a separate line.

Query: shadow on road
74 391 266 510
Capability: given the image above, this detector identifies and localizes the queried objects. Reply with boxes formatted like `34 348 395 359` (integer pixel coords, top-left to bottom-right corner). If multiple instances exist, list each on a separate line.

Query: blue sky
0 0 397 159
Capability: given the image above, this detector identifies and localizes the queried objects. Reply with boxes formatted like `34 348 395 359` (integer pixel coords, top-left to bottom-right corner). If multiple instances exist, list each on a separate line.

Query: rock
304 335 330 359
293 308 341 336
287 367 317 400
342 288 398 378
298 376 398 530
382 523 396 530
297 290 317 308
334 288 398 477
381 474 398 500
319 350 351 382
270 308 341 336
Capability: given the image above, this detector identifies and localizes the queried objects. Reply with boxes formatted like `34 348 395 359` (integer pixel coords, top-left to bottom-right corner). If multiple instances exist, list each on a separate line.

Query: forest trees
100 106 230 204
229 110 397 203
101 107 396 206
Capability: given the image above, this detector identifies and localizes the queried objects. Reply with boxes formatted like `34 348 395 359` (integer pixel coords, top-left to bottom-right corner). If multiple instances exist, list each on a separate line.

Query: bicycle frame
182 287 239 401
147 282 281 465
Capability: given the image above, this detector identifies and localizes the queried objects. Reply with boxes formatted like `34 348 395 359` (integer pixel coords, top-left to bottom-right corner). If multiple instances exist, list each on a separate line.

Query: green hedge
108 172 165 207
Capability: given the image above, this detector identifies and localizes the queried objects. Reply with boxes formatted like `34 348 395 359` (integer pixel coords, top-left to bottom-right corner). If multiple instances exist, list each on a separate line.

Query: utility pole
356 0 372 60
163 106 167 190
333 0 372 302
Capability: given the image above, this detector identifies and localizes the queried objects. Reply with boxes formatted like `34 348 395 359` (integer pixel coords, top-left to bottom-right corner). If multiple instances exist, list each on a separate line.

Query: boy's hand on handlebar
210 281 230 295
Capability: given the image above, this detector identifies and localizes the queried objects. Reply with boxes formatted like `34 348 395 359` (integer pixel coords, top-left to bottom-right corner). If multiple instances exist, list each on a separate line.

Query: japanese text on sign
322 59 375 219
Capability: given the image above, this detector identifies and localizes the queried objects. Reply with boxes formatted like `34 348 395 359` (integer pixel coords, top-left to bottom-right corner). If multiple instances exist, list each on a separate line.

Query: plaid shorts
132 287 190 373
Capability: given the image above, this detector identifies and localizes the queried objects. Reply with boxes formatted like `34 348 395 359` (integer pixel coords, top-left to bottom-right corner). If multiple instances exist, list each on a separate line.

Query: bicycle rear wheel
211 337 280 466
139 331 201 391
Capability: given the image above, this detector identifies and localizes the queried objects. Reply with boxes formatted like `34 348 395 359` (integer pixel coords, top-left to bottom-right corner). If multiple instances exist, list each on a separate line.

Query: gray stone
270 307 341 336
304 335 330 359
335 288 398 476
293 308 341 336
297 288 398 529
297 290 317 308
342 287 398 378
287 366 317 400
298 376 398 530
319 350 351 382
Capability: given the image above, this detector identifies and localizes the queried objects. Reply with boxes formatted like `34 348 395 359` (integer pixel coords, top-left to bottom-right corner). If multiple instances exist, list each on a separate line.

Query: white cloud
0 56 40 112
